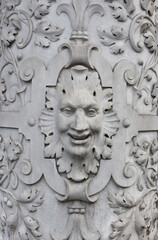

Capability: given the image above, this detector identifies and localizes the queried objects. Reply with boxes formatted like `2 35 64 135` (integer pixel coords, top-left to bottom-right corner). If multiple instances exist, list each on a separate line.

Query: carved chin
65 145 91 157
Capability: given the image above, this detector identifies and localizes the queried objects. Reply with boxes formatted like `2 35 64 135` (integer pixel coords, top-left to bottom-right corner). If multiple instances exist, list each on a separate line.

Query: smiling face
40 66 119 162
57 87 103 157
56 67 105 157
40 66 119 181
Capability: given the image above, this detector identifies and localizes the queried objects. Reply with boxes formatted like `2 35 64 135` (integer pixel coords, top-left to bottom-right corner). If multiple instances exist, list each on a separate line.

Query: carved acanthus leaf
0 78 7 106
144 31 157 53
57 155 100 182
130 137 158 190
108 191 135 215
109 2 128 22
17 189 44 212
0 133 43 239
0 188 44 240
110 214 132 240
122 0 135 14
0 0 63 107
1 0 21 11
35 20 64 47
0 134 23 190
57 0 104 40
109 135 158 239
40 71 119 184
98 26 127 54
40 108 63 159
28 0 50 19
51 204 100 240
151 82 158 111
140 0 156 16
0 6 30 105
1 16 21 47
109 190 158 239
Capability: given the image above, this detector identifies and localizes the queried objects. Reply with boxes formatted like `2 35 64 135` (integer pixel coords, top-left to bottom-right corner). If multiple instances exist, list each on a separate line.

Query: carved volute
0 0 158 239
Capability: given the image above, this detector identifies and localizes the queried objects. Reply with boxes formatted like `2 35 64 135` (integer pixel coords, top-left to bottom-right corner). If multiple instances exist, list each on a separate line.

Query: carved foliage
0 134 23 190
40 67 119 182
0 133 44 239
140 0 156 16
98 0 158 56
151 82 158 111
51 204 100 240
98 1 158 113
98 25 127 54
0 0 63 107
0 188 44 240
1 0 158 239
108 135 158 240
57 0 104 40
35 20 64 47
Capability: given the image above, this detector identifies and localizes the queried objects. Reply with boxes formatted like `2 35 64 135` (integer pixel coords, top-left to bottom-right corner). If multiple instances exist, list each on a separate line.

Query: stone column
0 0 157 239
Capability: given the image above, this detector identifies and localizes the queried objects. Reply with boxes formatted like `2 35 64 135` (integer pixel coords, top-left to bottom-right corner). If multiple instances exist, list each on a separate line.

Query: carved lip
68 133 90 144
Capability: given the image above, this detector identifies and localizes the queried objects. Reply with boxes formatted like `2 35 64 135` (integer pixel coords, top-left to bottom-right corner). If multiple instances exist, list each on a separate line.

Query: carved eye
86 108 97 117
61 108 75 117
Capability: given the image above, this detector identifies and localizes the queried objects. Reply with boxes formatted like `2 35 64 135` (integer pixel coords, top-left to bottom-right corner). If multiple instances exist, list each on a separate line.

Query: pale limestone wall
0 0 158 239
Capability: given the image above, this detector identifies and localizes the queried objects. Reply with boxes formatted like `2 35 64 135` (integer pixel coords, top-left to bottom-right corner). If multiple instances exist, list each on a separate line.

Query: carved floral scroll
0 0 158 239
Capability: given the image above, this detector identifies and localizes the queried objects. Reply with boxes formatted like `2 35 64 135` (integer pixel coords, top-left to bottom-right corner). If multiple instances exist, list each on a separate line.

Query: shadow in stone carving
51 201 100 240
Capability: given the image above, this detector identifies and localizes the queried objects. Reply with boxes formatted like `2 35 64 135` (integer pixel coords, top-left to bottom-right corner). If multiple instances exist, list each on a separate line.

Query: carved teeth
69 134 90 140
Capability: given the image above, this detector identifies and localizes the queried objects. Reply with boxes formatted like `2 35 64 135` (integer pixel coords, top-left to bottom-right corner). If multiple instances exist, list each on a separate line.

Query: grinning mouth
68 133 90 144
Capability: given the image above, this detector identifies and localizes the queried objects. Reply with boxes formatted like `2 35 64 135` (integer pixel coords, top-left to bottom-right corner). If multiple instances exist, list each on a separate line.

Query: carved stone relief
0 0 158 239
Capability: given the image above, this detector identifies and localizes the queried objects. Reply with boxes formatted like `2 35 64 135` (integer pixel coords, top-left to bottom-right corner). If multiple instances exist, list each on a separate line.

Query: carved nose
73 110 88 132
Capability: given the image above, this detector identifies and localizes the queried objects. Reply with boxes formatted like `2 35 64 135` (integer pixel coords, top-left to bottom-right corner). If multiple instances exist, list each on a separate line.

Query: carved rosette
0 0 158 239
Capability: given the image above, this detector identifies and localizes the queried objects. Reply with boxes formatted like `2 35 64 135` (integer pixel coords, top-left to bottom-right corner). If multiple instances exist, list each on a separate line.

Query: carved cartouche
40 66 119 182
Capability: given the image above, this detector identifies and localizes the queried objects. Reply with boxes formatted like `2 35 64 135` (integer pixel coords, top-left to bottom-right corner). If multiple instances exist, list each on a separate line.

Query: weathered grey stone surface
0 0 158 239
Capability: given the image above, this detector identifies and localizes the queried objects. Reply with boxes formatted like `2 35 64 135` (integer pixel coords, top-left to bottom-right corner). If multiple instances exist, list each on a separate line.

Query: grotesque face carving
40 66 119 181
57 67 104 157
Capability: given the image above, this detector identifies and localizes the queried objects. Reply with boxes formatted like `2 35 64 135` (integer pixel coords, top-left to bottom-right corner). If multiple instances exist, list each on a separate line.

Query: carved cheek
57 113 74 132
88 115 102 132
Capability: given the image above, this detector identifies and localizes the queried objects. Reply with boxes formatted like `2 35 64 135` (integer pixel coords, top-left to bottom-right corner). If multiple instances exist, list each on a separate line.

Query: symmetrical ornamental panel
0 0 158 239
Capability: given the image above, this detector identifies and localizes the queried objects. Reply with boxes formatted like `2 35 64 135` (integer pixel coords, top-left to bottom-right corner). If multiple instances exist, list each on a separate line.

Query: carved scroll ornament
0 0 158 239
